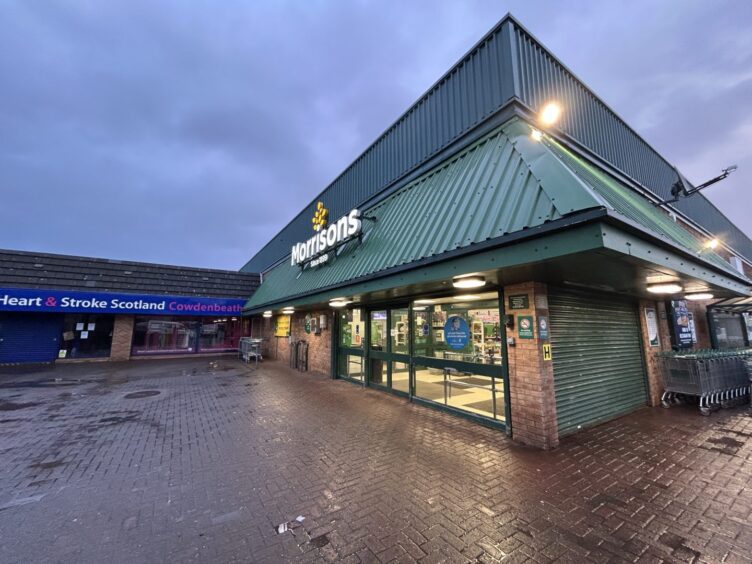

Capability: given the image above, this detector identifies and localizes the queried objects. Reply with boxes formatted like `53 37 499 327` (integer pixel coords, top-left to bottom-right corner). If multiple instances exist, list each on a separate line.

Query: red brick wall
255 311 333 375
504 282 559 450
686 299 712 349
110 315 134 361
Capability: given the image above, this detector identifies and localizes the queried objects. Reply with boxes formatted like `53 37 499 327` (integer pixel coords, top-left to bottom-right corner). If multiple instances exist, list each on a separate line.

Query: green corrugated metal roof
245 118 744 310
543 136 743 278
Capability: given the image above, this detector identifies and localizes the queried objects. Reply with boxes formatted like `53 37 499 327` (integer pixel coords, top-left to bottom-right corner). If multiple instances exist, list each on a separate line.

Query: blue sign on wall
444 315 470 350
0 287 246 316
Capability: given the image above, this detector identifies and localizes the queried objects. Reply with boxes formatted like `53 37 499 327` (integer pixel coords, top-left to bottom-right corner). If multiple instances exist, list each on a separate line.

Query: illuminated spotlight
329 298 351 308
452 275 486 289
530 129 543 141
262 311 273 318
685 292 714 301
704 238 719 250
647 283 683 294
540 102 562 126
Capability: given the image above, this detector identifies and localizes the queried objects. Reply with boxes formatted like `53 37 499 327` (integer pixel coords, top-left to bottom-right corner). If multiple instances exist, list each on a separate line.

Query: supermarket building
242 15 752 449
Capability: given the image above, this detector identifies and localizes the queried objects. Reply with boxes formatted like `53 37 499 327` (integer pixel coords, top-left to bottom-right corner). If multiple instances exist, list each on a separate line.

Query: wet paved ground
0 358 751 564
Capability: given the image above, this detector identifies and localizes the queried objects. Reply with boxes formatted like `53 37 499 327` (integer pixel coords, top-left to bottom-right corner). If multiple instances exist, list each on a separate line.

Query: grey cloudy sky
1 0 751 270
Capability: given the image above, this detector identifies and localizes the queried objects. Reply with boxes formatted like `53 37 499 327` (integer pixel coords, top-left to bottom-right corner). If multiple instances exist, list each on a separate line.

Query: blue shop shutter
0 313 65 364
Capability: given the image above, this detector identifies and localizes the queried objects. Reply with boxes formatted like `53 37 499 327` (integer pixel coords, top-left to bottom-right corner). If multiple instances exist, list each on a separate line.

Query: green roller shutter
548 288 647 436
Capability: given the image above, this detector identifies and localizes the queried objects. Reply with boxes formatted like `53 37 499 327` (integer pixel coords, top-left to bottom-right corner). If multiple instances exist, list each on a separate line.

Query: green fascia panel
543 135 746 281
600 224 750 295
245 222 607 313
246 116 747 311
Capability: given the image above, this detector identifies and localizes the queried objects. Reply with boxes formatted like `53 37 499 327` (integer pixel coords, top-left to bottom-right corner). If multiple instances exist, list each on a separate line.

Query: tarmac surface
0 357 751 563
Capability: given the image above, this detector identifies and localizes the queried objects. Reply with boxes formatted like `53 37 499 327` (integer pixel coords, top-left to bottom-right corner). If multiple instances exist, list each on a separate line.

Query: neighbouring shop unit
0 249 260 365
240 15 752 448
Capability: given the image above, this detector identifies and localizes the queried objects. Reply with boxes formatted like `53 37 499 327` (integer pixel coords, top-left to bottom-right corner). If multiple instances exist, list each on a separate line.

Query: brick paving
0 358 751 563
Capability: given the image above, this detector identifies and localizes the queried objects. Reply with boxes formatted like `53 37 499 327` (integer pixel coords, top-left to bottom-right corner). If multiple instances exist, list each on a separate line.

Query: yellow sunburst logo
311 201 328 232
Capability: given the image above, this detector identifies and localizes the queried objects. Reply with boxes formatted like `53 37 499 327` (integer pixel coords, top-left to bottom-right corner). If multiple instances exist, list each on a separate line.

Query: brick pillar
638 299 713 407
637 300 671 407
109 315 134 361
505 282 559 449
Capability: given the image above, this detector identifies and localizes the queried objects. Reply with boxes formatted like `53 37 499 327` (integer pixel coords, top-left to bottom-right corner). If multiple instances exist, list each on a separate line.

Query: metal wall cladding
245 15 752 274
548 288 648 436
544 138 742 278
243 20 519 273
246 128 561 308
510 22 752 260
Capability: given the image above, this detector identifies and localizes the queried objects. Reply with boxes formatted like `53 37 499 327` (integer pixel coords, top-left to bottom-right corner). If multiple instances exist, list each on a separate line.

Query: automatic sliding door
337 308 365 382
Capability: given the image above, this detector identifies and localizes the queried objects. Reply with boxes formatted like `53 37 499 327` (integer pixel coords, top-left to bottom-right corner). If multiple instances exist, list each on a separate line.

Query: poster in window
670 300 693 349
274 315 291 337
444 316 469 350
644 307 660 347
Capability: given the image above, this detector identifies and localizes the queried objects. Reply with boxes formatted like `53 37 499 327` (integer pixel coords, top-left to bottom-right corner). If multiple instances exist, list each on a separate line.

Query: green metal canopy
245 118 747 312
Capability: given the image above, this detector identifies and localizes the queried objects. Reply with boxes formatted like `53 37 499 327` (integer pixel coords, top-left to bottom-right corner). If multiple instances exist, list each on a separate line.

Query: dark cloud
0 1 750 270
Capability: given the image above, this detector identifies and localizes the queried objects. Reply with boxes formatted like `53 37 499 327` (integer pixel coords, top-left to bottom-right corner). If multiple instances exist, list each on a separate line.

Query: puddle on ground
98 412 140 425
28 460 66 470
0 400 41 411
308 534 330 549
123 390 160 399
707 436 744 449
0 379 94 389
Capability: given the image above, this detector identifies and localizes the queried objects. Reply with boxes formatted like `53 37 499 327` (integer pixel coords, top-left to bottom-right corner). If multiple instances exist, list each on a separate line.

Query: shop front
242 15 752 448
336 293 506 426
244 116 751 448
0 250 260 365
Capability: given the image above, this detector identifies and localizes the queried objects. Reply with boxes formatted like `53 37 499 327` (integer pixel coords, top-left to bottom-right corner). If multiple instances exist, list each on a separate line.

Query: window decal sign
0 287 245 316
444 315 469 350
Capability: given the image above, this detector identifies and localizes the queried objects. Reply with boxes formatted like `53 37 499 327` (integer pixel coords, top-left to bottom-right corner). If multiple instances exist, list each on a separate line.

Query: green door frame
333 295 512 432
366 305 410 396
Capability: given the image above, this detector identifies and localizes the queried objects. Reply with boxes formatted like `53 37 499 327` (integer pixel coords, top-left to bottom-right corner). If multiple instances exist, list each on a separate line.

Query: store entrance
336 292 508 427
367 308 410 394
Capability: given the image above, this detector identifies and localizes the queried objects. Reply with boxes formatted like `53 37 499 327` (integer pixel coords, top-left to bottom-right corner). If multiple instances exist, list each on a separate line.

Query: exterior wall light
452 275 486 289
704 238 719 250
282 307 295 314
530 129 543 141
329 298 350 308
262 311 273 318
647 283 683 294
540 102 562 126
685 293 714 301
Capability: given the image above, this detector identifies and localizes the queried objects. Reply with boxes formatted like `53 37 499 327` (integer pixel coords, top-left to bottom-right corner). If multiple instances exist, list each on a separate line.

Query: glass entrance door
367 307 410 395
337 308 365 382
